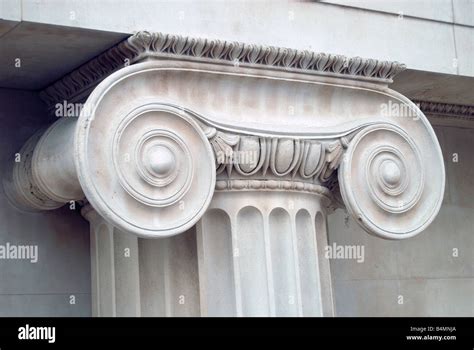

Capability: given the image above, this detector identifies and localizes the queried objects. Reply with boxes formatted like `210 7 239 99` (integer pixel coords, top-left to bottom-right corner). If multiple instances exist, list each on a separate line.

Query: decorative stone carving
39 32 406 111
415 100 474 117
414 99 474 128
75 98 216 238
4 30 448 318
339 124 433 239
5 105 216 238
6 31 445 242
202 125 353 185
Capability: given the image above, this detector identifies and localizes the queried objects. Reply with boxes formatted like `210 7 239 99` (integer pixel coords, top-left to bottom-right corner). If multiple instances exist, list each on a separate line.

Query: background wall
328 125 474 316
0 88 91 316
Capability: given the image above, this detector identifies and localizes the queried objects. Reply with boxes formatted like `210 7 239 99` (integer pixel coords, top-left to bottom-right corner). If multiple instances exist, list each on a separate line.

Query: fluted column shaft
83 186 335 317
82 204 201 317
197 189 334 317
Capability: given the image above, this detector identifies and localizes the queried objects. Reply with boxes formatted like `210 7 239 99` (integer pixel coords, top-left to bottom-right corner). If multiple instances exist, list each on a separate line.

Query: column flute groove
262 213 276 317
290 212 304 317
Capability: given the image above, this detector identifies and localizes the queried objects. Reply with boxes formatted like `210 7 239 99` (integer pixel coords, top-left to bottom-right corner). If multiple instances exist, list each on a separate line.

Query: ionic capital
4 31 444 240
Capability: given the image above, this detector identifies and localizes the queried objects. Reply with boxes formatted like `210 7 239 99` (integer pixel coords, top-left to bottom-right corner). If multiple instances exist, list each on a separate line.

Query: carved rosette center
127 127 192 202
145 145 176 177
368 146 410 199
379 159 401 187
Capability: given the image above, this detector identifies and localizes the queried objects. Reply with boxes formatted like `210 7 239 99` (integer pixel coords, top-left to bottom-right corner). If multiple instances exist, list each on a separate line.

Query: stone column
4 31 446 317
82 187 335 317
82 203 201 317
81 204 140 317
197 189 335 316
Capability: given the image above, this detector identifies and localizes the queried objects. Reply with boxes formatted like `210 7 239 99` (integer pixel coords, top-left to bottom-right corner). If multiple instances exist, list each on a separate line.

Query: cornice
415 99 474 117
39 31 406 109
414 100 474 128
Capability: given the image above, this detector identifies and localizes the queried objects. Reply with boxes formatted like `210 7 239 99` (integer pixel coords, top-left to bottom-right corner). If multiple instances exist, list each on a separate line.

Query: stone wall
0 88 91 316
